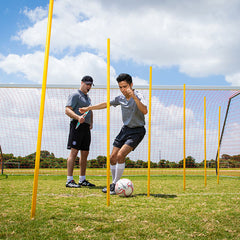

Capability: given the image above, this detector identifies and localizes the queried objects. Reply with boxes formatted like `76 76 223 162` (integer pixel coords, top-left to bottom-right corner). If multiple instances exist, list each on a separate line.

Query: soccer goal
0 145 3 175
0 84 240 177
216 91 240 174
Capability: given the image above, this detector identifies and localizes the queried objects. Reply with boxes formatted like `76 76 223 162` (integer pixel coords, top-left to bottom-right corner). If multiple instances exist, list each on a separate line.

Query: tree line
1 151 240 169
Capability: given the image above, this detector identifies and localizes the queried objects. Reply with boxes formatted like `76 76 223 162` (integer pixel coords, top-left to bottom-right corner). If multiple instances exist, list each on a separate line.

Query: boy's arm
132 95 148 115
126 89 148 115
79 102 107 113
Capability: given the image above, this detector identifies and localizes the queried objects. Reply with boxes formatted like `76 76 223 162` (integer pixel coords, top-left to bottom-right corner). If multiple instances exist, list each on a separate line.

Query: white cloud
132 76 148 86
0 52 44 82
0 50 150 85
12 0 240 84
23 6 48 23
14 18 47 47
226 73 240 86
0 51 119 85
2 0 240 86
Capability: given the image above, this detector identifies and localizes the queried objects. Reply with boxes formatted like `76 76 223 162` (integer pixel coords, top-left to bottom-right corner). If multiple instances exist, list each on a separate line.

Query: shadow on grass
134 193 177 198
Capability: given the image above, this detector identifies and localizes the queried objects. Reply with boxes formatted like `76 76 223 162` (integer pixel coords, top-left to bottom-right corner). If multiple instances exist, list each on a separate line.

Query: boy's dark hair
116 73 132 85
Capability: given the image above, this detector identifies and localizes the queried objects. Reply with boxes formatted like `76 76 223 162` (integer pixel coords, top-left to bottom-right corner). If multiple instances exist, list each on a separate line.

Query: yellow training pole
106 38 111 206
147 66 152 197
204 97 207 187
217 106 221 184
31 0 54 219
183 84 186 190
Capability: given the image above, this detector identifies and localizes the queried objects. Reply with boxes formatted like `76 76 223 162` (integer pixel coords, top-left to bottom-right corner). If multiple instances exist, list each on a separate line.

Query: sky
1 0 240 86
1 0 240 162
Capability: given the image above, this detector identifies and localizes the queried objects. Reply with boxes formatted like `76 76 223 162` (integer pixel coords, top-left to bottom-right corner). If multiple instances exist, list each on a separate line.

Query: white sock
67 176 73 183
110 164 116 183
79 175 86 182
113 163 125 184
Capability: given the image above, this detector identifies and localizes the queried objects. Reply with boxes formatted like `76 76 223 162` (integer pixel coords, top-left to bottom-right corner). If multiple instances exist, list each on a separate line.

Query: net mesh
219 92 240 172
0 85 239 177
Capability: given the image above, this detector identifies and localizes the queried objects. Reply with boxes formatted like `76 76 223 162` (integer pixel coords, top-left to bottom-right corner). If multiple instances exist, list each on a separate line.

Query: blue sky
1 0 240 161
0 0 240 86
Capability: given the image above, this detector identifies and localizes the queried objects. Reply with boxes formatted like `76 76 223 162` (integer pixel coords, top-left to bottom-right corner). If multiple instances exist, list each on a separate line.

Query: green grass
0 175 240 239
4 168 240 177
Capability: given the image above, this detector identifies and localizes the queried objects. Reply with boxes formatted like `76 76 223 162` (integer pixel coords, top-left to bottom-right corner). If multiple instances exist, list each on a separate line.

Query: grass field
0 174 240 239
3 167 240 177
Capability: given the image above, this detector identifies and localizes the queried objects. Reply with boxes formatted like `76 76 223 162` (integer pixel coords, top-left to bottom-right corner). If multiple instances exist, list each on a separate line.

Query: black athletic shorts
67 120 91 151
113 125 146 151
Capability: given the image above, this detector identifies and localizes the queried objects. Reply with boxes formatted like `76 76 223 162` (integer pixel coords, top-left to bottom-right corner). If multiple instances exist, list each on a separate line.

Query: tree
125 157 135 168
136 160 144 168
179 156 196 168
96 156 107 167
168 161 179 168
158 159 167 168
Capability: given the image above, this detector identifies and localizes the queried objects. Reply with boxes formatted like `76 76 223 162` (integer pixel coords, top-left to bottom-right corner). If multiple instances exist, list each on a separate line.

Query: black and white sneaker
79 179 95 187
66 180 81 188
102 183 116 195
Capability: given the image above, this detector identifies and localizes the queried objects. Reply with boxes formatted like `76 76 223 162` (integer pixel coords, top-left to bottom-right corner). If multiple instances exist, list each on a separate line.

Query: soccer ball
115 178 134 197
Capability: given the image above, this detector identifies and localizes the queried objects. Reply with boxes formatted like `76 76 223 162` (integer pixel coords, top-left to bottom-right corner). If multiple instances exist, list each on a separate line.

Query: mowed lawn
0 174 239 239
4 167 240 177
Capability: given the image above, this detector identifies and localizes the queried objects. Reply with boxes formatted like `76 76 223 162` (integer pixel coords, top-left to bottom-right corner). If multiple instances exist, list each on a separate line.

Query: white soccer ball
115 178 134 197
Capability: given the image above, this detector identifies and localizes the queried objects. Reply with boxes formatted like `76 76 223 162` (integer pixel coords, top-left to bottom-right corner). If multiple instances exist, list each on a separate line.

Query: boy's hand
125 87 135 98
79 107 89 114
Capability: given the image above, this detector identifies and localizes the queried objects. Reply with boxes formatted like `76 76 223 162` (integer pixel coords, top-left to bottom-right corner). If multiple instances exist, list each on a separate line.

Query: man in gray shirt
65 76 95 188
79 73 148 194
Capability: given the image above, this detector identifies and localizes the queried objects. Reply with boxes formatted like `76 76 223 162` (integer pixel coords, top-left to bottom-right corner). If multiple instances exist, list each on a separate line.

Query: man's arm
79 102 107 113
65 106 86 123
90 111 93 129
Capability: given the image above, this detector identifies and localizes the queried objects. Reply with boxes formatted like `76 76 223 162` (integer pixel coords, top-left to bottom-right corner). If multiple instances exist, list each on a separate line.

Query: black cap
81 76 94 86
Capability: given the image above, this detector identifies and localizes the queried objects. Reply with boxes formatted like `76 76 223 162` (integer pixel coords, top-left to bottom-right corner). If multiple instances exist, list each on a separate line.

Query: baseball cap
81 76 94 86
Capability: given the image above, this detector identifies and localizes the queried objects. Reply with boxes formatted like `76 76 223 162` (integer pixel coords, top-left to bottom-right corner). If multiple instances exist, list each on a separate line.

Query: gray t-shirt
66 90 92 124
110 90 146 128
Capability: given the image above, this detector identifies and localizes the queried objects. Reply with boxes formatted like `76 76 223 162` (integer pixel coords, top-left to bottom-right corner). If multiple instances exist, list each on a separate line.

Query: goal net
0 84 239 177
218 92 240 173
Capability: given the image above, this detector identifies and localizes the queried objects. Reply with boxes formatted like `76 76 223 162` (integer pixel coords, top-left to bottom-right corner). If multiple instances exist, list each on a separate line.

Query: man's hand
78 114 86 124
